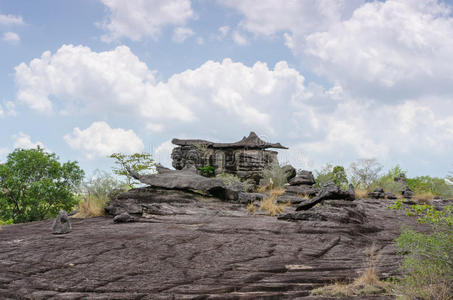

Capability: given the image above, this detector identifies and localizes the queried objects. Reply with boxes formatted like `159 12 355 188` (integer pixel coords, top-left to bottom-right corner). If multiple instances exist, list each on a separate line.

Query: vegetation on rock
110 152 156 187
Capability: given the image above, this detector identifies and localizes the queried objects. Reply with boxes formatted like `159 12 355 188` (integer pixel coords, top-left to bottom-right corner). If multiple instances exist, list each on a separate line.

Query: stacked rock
284 170 319 198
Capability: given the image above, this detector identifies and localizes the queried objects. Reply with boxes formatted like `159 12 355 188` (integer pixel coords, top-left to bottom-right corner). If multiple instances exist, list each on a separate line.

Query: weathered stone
276 194 305 205
289 170 315 186
385 192 397 200
51 210 71 234
238 192 266 204
285 185 319 197
281 164 297 182
402 187 414 199
171 132 288 181
1 198 427 299
113 212 136 223
296 182 355 211
368 188 385 199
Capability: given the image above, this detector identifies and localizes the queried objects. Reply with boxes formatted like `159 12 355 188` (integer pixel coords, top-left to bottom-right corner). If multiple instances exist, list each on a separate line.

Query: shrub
315 164 348 189
74 170 127 218
110 152 156 187
216 173 254 192
199 165 215 177
407 176 453 199
349 158 383 190
0 147 84 223
389 200 453 299
262 162 288 188
370 165 406 195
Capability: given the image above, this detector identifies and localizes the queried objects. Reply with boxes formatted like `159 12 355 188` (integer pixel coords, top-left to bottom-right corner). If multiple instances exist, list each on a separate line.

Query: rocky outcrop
368 188 397 200
0 198 427 299
51 210 71 234
282 164 297 182
171 132 288 181
296 181 355 211
289 170 315 186
285 170 319 197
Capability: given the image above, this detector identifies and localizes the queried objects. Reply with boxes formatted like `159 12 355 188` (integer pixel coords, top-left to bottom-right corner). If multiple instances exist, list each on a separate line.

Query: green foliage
262 162 288 188
315 164 348 189
216 173 255 192
370 165 406 194
389 199 453 299
348 158 383 190
407 176 453 199
199 165 215 177
110 152 156 187
0 147 84 223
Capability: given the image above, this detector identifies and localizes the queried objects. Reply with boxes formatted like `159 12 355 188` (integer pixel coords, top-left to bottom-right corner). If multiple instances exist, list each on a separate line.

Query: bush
407 176 453 199
370 165 406 195
199 165 215 177
0 147 84 223
389 200 453 299
315 164 348 189
262 162 288 188
110 152 156 187
216 173 254 192
74 170 127 218
349 159 383 190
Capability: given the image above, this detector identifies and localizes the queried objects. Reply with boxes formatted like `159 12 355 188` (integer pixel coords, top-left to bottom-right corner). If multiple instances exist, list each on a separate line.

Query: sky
1 0 453 178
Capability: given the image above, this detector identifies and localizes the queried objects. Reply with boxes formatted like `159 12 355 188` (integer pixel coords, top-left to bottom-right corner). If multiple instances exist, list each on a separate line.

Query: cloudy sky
1 0 453 177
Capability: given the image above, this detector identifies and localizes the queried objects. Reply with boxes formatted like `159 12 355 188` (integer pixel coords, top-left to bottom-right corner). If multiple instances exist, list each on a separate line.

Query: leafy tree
407 176 453 199
370 165 407 194
0 147 84 223
110 152 156 187
348 158 383 190
315 164 348 189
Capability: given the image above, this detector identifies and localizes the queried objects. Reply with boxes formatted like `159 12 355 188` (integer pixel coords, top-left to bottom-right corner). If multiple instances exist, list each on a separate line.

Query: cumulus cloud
64 121 144 159
154 140 175 167
172 26 194 43
2 32 20 44
0 104 3 117
222 0 453 100
99 0 195 42
15 44 453 174
12 132 46 150
0 13 24 26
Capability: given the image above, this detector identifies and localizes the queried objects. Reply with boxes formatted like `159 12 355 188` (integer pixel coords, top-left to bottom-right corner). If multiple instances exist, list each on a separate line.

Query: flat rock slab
0 199 424 299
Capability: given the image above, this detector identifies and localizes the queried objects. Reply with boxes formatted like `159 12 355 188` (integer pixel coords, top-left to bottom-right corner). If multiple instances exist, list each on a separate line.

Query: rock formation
51 210 71 234
284 170 319 198
296 181 355 211
171 132 288 181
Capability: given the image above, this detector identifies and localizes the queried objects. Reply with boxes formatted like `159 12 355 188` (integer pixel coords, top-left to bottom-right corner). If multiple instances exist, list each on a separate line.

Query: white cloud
64 121 144 159
146 123 164 133
2 32 20 44
218 25 230 39
172 26 194 43
99 0 195 42
0 13 24 26
0 104 3 117
14 45 192 119
154 140 175 167
232 31 248 45
12 132 46 150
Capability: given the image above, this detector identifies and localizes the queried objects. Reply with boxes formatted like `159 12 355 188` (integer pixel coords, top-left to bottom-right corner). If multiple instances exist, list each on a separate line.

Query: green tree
315 164 348 189
348 158 383 190
109 152 156 187
0 147 84 223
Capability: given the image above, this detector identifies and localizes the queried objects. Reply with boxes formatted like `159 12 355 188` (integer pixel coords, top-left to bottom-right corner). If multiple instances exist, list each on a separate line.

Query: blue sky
1 0 453 178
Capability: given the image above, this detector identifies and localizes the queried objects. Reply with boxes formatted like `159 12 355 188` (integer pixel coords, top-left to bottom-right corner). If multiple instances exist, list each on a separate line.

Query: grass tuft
259 188 287 216
73 194 107 218
355 189 369 199
246 203 256 214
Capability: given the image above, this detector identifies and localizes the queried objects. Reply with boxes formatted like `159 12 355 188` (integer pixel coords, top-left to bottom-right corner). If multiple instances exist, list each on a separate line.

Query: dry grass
246 203 256 214
73 194 106 218
414 192 434 203
259 188 287 216
311 245 390 297
355 189 369 199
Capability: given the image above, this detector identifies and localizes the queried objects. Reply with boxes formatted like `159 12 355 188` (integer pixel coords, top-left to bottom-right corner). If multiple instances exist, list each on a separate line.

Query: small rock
113 212 137 223
281 165 297 182
402 187 414 199
289 170 315 186
368 188 385 199
385 192 397 200
52 210 71 234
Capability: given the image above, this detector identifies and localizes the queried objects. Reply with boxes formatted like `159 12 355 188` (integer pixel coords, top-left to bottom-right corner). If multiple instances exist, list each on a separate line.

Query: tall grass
259 188 287 216
73 170 127 218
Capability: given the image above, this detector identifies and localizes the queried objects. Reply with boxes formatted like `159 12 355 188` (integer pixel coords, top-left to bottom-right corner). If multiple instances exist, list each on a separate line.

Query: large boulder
281 165 297 182
296 181 355 211
368 188 385 199
51 210 71 234
285 185 319 197
288 170 315 186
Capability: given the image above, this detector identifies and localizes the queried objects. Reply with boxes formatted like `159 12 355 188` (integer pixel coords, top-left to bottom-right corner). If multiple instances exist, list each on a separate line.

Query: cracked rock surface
0 198 423 299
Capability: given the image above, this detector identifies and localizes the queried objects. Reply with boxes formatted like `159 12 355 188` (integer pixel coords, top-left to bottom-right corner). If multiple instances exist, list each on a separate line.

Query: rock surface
296 182 355 211
51 210 71 234
0 198 426 299
289 170 316 186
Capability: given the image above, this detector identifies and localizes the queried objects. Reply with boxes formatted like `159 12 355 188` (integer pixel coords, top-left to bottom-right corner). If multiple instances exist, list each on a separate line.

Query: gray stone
281 164 296 182
113 212 136 223
51 210 71 234
385 192 397 200
238 192 266 204
402 187 414 199
289 170 315 186
296 182 355 211
276 194 305 205
285 185 319 197
368 188 385 199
